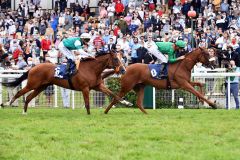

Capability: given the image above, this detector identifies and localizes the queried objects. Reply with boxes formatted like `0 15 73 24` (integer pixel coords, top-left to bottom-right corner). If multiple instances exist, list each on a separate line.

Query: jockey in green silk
58 33 92 77
155 40 186 78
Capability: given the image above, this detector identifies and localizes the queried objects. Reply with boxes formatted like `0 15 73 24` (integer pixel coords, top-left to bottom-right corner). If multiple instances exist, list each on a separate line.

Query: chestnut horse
2 52 126 114
104 47 217 114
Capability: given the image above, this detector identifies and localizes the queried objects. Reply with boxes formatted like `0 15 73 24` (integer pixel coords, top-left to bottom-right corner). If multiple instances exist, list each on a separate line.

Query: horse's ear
110 49 117 55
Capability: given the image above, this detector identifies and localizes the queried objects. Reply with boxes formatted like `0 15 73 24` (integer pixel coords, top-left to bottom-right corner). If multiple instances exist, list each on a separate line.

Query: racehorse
104 47 217 114
2 52 126 114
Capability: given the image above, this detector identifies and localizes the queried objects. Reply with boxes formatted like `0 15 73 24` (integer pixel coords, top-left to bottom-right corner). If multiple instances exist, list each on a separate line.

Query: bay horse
104 47 217 114
2 52 126 114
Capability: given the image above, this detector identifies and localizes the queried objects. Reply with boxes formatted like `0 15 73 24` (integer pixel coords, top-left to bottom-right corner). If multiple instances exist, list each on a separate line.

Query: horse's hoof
120 100 133 106
0 103 4 108
104 111 108 114
210 101 217 109
22 111 28 115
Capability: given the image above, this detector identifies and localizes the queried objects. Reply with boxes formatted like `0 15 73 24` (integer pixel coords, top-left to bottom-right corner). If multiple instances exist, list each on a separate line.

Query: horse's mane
184 48 202 57
80 52 110 62
95 52 111 58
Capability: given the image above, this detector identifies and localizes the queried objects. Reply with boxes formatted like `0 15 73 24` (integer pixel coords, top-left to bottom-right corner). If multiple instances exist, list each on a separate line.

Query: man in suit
108 38 116 51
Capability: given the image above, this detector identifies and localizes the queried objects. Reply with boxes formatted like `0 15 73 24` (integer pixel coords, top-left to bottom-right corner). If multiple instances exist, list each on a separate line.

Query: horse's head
108 50 126 74
197 47 215 69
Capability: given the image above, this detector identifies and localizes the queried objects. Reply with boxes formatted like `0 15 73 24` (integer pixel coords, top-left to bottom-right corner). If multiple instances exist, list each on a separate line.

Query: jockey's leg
149 48 168 78
58 42 76 77
149 48 168 63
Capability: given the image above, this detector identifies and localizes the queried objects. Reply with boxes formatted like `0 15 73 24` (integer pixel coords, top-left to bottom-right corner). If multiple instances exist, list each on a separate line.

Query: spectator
61 88 71 108
208 48 219 68
225 60 240 109
118 16 128 35
220 0 229 12
93 32 105 49
130 37 141 64
115 0 124 17
107 3 116 25
137 41 148 63
41 35 52 61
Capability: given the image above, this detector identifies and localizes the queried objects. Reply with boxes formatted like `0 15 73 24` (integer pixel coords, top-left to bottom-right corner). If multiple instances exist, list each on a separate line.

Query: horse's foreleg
23 85 48 114
82 88 90 114
95 83 121 101
101 70 115 79
190 81 204 104
182 82 217 109
133 84 147 114
104 91 127 114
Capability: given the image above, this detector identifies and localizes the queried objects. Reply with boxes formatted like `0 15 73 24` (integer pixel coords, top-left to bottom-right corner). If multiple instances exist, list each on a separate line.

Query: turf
0 108 240 160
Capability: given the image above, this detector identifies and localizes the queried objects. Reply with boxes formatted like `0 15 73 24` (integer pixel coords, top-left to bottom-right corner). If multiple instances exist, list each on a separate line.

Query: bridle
110 50 126 74
167 48 209 89
184 48 210 66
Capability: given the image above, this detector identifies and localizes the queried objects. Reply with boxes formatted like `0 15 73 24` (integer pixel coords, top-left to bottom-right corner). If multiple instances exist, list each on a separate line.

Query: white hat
80 33 91 39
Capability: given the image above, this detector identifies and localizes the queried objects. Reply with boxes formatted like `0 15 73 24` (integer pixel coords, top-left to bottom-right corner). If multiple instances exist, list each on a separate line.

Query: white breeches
58 42 76 61
148 47 168 63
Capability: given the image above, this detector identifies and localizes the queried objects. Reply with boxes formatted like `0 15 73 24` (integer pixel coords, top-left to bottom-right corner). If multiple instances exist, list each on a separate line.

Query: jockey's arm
76 48 95 59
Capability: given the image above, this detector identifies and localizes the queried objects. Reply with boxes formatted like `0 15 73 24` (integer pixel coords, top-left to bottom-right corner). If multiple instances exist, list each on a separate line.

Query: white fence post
72 91 75 110
171 89 175 104
0 78 2 106
227 77 231 110
153 87 156 110
54 85 58 107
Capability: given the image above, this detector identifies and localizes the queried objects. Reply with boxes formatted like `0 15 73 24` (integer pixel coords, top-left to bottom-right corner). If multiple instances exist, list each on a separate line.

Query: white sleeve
77 49 93 58
74 40 82 48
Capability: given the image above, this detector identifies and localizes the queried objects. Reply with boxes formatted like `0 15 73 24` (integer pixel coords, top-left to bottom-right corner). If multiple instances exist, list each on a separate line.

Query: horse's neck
90 55 110 75
183 50 200 71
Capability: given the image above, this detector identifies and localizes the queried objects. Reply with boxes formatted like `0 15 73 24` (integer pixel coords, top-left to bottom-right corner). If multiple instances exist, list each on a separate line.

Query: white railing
0 69 238 110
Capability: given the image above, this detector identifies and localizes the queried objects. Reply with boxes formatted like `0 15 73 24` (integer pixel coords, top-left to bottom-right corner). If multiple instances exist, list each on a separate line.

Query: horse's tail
2 71 29 87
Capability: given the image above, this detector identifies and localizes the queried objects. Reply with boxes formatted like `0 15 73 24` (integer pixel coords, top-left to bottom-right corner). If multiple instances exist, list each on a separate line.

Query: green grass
1 108 240 160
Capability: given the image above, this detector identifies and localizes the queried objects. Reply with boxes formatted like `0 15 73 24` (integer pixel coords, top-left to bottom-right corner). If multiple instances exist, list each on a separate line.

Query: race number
151 69 157 77
54 67 63 78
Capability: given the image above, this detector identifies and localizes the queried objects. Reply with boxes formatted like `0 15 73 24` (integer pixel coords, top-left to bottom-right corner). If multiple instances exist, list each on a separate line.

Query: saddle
54 57 96 79
148 63 168 80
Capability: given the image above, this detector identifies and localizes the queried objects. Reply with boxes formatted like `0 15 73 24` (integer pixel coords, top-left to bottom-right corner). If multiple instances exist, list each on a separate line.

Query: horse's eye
113 58 119 64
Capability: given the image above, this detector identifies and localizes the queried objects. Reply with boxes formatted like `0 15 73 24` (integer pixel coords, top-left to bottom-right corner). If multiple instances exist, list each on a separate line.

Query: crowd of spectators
0 0 239 108
0 0 239 69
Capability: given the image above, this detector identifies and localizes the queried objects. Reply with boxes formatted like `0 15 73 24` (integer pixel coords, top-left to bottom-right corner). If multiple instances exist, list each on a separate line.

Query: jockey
155 40 186 78
58 33 91 77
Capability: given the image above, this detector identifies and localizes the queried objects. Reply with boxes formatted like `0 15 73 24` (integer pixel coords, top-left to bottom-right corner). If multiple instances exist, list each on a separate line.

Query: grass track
0 108 240 160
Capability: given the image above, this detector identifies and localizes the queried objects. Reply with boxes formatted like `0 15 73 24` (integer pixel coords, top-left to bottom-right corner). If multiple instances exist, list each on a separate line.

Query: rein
166 48 203 89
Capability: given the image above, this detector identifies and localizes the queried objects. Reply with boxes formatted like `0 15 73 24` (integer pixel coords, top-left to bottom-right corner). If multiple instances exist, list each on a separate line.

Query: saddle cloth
54 61 77 79
148 64 168 80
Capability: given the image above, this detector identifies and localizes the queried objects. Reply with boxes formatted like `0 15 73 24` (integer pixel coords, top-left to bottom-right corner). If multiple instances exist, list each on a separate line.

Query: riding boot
71 63 77 75
65 61 71 77
159 63 167 79
68 59 78 77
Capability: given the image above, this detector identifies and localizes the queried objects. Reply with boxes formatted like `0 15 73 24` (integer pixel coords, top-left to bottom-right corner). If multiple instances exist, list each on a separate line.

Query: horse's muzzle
119 66 126 74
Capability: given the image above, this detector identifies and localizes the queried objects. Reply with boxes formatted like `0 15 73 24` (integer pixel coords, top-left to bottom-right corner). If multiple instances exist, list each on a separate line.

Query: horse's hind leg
82 88 90 115
133 84 147 114
9 86 32 106
23 85 48 114
105 77 137 114
104 91 127 114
